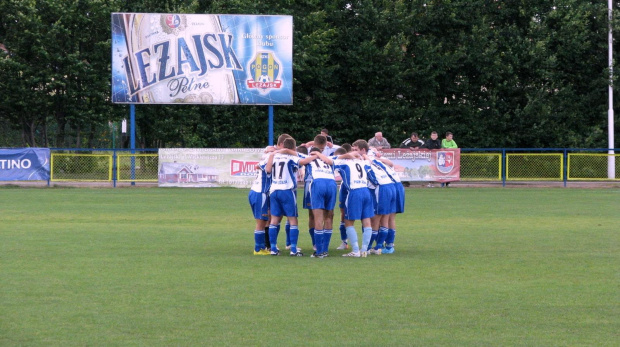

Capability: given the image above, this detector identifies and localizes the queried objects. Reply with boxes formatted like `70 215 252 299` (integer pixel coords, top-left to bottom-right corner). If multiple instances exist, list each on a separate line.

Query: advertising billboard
111 13 293 105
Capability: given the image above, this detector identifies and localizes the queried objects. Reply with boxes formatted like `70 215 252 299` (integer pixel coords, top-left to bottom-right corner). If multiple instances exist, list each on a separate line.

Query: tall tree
1 0 617 148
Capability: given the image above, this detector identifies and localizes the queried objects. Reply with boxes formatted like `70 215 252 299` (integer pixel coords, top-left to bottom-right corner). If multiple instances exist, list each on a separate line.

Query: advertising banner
159 148 265 187
111 13 293 105
158 148 460 188
379 148 460 183
0 148 50 181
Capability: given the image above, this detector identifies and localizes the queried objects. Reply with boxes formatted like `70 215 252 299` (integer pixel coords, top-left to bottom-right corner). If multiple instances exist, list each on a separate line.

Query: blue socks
369 230 378 250
313 229 333 254
386 228 396 248
361 227 372 252
376 227 388 249
345 226 359 252
289 225 299 253
339 222 347 241
323 229 333 253
269 224 278 252
254 230 266 251
314 229 324 254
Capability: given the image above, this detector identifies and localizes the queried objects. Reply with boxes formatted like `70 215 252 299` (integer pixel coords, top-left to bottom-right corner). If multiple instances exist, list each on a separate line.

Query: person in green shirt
441 132 458 187
441 132 458 149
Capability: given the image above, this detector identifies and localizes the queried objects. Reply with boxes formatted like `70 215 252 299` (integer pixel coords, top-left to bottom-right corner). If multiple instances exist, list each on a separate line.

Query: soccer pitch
1 187 618 346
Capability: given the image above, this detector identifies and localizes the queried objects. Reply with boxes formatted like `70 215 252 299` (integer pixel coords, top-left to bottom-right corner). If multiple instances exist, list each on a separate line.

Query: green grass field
1 187 618 346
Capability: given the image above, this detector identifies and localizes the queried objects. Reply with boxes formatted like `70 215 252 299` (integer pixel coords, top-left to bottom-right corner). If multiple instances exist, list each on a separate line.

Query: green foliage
0 0 618 148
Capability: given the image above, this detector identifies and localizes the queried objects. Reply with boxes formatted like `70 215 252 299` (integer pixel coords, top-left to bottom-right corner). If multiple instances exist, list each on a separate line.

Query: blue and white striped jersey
305 155 337 181
250 154 271 193
269 154 301 193
333 158 373 190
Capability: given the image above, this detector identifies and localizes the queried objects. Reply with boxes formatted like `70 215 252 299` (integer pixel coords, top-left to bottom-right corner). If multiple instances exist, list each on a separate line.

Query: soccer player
265 134 293 250
280 144 312 251
266 137 315 256
363 150 404 254
306 135 338 258
332 140 376 257
248 147 274 255
296 144 316 251
373 154 404 254
365 149 397 255
335 144 352 250
248 149 274 255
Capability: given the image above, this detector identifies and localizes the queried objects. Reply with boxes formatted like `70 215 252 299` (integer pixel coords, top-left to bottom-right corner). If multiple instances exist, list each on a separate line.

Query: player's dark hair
341 143 352 152
296 146 308 155
283 138 296 150
321 128 329 134
313 135 327 147
310 147 322 154
334 147 347 155
277 133 292 146
352 139 369 152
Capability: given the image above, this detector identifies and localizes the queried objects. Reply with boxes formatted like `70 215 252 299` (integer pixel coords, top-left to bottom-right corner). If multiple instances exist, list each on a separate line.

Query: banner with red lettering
158 148 459 188
378 148 460 183
158 148 265 187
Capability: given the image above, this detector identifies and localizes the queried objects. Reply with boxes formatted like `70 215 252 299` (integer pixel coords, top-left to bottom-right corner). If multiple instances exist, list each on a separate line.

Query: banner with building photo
158 148 268 188
0 148 50 181
379 148 461 183
111 13 293 105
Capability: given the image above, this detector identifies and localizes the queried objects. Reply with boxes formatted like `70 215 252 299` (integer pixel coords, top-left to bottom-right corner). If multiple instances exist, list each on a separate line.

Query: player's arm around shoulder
338 151 362 160
299 153 317 166
277 148 298 156
314 151 334 166
265 151 276 174
377 157 394 167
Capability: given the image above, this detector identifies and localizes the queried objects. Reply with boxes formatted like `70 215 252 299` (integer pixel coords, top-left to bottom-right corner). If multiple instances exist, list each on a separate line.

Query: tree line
1 0 618 149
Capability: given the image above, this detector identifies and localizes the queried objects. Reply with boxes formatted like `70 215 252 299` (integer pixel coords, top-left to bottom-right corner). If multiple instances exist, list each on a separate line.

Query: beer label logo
247 52 282 93
166 15 181 28
161 14 187 35
231 160 259 176
436 151 455 174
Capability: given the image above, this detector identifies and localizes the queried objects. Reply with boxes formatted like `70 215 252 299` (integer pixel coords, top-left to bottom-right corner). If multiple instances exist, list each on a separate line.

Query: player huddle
248 133 405 258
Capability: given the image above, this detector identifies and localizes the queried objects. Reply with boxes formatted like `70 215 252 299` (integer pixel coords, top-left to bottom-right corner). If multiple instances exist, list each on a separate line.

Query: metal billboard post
130 104 136 186
609 0 616 179
269 105 274 146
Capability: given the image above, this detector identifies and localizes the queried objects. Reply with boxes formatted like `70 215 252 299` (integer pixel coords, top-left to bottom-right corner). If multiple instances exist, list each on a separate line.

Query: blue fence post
268 105 274 146
47 149 50 187
502 149 506 187
130 105 136 186
113 149 117 188
562 148 568 188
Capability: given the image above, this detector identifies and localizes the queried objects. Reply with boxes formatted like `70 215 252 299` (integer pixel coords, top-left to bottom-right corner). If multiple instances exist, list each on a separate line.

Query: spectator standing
422 131 442 150
320 128 339 155
441 131 458 149
399 132 425 149
321 128 334 144
423 131 442 188
441 132 458 187
368 132 391 150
